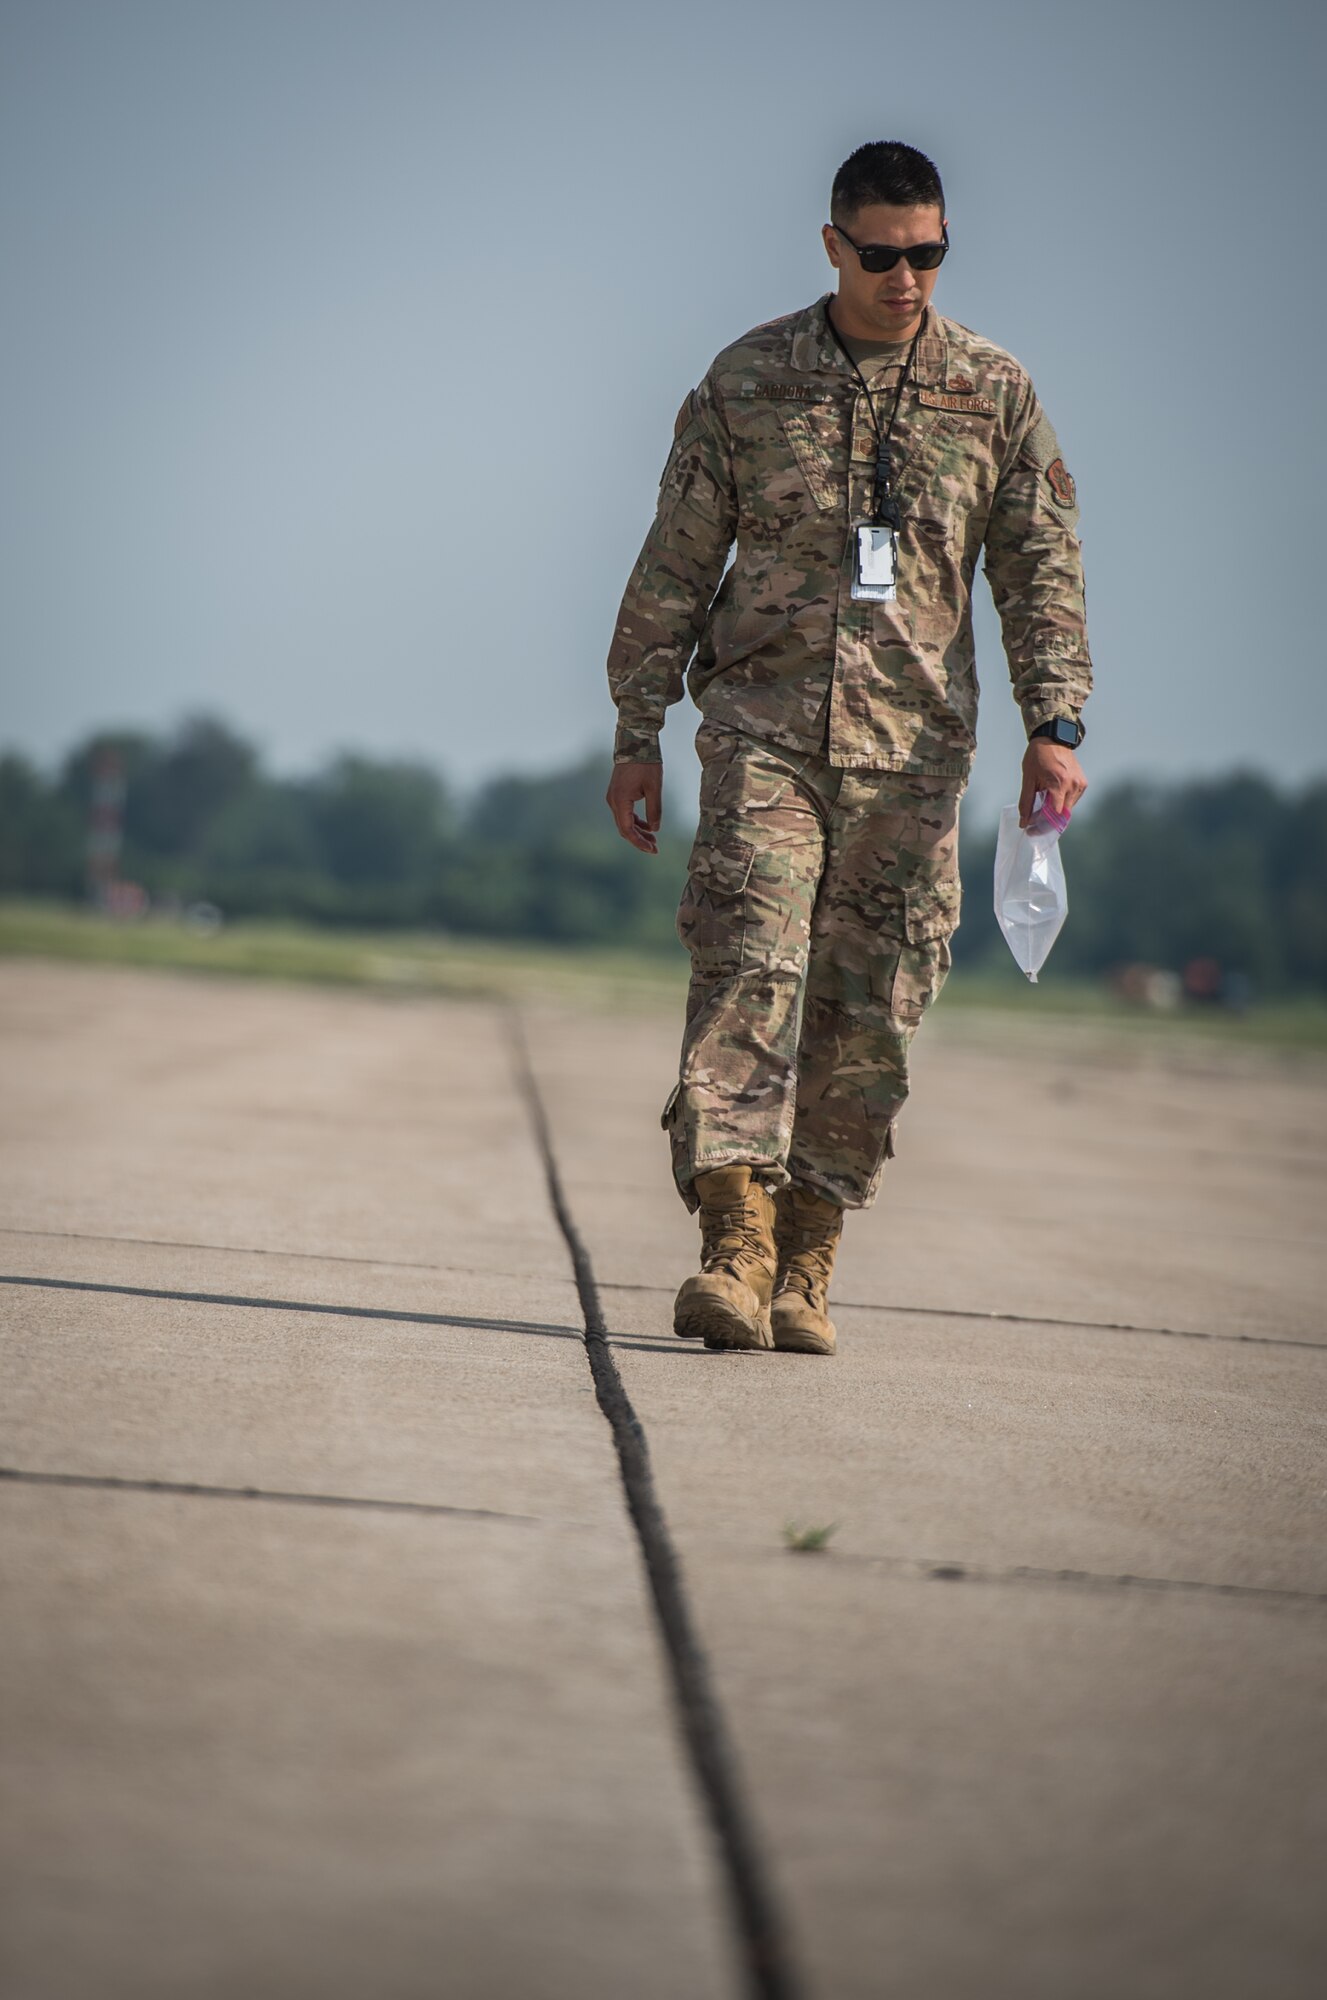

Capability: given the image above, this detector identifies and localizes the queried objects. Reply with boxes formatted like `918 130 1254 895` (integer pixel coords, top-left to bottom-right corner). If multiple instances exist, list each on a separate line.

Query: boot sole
771 1308 837 1356
674 1295 774 1350
772 1328 836 1355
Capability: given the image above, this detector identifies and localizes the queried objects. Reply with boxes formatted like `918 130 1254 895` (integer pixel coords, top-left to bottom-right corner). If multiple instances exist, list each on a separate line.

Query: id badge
851 523 897 603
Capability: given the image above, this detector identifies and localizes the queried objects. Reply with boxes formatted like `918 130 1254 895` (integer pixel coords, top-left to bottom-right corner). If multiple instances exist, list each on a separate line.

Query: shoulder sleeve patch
1045 458 1077 509
1017 405 1078 511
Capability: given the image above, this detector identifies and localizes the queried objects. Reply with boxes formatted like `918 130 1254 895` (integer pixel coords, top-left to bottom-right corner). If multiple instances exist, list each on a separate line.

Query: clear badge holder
851 524 897 603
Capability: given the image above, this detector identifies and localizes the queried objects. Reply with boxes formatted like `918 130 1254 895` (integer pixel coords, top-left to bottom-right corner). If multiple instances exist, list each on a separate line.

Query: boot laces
775 1198 841 1300
778 1237 835 1299
700 1195 767 1277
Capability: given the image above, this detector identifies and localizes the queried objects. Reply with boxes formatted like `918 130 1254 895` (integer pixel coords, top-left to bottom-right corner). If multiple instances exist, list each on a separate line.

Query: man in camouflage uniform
604 141 1091 1356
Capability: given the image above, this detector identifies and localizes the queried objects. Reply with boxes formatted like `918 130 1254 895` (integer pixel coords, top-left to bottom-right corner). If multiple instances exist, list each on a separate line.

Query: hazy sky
2 0 1323 825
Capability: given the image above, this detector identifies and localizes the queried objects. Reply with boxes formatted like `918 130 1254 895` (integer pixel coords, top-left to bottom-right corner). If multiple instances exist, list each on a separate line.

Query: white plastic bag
993 792 1069 982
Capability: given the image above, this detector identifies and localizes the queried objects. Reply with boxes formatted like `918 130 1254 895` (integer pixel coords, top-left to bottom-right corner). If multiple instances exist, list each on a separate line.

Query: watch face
1051 719 1079 746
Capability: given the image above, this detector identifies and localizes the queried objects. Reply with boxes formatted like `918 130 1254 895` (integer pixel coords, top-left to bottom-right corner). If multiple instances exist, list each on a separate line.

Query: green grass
0 896 688 1011
939 961 1327 1050
783 1522 840 1553
3 895 1325 1048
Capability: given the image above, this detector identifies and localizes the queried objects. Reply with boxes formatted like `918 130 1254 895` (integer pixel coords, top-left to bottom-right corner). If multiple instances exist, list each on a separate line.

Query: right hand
606 760 663 854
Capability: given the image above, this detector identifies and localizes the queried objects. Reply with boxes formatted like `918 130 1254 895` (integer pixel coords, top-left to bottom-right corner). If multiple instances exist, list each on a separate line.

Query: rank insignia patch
1046 457 1076 508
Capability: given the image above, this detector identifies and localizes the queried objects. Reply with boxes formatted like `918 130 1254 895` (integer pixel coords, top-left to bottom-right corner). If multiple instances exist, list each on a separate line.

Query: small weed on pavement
783 1522 839 1553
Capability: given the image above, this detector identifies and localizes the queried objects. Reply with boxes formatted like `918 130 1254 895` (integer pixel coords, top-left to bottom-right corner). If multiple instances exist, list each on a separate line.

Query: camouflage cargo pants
662 720 965 1212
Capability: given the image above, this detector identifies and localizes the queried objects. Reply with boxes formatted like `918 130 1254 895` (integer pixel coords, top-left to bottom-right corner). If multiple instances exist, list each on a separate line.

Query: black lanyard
828 308 925 531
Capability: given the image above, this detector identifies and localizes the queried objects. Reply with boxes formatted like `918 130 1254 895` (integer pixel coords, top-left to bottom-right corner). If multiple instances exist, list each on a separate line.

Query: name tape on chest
740 380 830 402
738 380 996 413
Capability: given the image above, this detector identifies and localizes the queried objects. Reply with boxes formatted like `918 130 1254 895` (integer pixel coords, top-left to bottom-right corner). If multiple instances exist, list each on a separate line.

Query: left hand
1018 739 1088 828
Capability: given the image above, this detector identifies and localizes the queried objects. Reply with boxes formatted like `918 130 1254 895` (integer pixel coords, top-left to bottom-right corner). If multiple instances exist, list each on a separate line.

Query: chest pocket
776 401 846 515
888 408 992 521
724 402 815 534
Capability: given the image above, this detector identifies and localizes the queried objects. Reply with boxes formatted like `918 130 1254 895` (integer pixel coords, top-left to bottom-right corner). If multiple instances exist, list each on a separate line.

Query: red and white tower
86 745 126 910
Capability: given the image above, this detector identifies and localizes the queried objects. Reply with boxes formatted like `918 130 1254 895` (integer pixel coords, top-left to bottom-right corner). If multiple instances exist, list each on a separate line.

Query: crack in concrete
509 1011 803 2000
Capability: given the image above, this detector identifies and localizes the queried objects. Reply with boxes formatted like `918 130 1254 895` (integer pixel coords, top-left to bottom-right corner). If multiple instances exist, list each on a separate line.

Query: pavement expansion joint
0 1224 449 1272
507 1006 805 2000
595 1280 1319 1350
754 1542 1327 1611
0 1465 549 1525
0 1273 582 1343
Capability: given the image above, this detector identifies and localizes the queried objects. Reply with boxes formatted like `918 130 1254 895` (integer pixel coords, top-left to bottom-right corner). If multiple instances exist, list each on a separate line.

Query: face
821 201 946 342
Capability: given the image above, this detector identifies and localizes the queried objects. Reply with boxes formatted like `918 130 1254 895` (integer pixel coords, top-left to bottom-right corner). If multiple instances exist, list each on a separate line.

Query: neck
828 293 926 345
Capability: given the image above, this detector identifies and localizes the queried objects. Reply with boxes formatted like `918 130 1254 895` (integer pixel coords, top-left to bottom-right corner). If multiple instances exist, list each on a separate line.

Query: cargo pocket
891 877 961 1027
904 875 961 945
676 824 756 978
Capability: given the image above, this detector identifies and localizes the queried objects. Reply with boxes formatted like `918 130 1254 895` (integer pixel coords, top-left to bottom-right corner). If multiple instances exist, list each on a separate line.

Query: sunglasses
832 221 949 273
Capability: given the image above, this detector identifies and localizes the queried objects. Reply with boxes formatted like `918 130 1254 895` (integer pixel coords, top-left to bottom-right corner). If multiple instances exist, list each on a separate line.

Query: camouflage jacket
607 294 1092 774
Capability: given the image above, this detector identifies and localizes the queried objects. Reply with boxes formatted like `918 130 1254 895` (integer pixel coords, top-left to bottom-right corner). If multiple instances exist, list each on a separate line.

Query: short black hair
831 142 945 225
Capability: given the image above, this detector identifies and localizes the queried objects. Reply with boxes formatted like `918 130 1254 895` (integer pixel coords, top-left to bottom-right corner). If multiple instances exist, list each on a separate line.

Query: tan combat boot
771 1181 844 1355
673 1165 778 1350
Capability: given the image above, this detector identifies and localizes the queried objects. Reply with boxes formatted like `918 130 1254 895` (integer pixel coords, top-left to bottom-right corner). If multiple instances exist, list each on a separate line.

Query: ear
821 223 841 269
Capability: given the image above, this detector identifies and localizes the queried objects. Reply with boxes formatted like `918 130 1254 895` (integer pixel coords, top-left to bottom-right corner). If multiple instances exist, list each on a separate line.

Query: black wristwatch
1029 716 1085 749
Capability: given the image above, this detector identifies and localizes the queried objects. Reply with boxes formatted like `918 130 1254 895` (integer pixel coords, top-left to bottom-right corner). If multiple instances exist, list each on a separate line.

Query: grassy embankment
0 897 683 1010
3 895 1326 1049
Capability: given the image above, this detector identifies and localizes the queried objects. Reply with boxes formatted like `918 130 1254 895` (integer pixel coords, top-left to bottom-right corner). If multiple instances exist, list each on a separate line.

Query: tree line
1 714 1324 993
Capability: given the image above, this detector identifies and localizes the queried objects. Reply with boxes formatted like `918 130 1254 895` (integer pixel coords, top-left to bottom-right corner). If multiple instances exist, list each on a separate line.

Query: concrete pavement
2 958 1324 1998
526 1002 1327 1999
0 963 729 2000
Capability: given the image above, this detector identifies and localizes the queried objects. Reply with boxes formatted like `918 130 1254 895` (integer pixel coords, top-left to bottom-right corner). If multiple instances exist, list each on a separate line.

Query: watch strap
1030 717 1085 749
